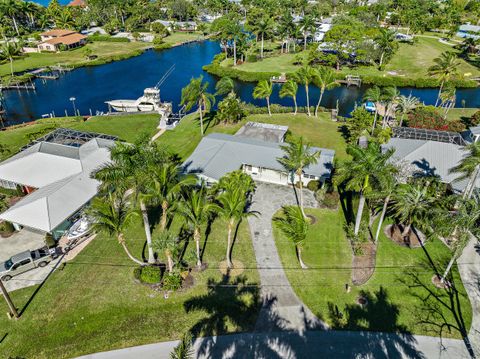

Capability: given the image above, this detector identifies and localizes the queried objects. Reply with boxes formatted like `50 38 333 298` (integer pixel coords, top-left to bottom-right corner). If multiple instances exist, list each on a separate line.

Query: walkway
247 182 326 332
458 236 480 357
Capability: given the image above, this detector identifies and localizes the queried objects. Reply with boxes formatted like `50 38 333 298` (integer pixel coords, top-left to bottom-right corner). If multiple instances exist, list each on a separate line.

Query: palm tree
450 141 480 199
153 229 178 273
253 80 273 115
382 86 400 128
277 137 320 218
217 186 255 269
253 16 274 58
170 333 194 359
363 86 382 133
375 28 398 68
178 186 219 269
313 66 339 117
460 37 480 55
391 181 438 240
300 15 315 51
372 167 398 242
87 193 144 265
274 205 309 269
292 65 315 116
396 94 419 127
55 9 74 29
1 0 21 36
1 41 21 76
215 76 234 96
93 137 163 264
181 76 215 136
147 162 196 231
279 79 298 115
428 51 460 107
335 143 396 236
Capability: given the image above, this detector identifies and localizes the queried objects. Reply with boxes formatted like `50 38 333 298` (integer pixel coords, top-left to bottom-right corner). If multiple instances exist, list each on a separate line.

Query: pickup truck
0 248 58 281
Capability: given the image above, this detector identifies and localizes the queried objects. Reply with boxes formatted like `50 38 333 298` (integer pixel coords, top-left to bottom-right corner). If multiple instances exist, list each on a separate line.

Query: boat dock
337 75 362 87
0 83 36 90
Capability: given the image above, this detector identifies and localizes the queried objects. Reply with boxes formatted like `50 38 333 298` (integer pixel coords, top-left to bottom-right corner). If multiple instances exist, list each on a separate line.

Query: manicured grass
158 112 347 159
0 211 259 358
0 114 160 160
273 207 472 338
445 107 479 122
162 32 205 45
229 37 480 81
1 41 149 77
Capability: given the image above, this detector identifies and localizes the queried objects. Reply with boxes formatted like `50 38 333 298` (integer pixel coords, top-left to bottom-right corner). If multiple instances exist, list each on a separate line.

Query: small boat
66 217 91 241
364 101 376 113
106 88 170 113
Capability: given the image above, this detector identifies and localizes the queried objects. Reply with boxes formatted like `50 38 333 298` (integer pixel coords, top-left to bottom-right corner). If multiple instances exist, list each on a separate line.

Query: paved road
77 330 470 359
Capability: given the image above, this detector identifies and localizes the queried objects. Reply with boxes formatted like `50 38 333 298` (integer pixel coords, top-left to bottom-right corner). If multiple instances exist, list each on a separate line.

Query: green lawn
0 203 259 359
158 112 347 159
228 37 480 81
2 41 149 77
0 114 160 160
163 31 205 45
273 207 472 338
445 108 479 122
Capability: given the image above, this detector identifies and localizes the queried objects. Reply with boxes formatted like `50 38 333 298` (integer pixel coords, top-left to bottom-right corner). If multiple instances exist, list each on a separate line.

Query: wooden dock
0 83 35 90
337 75 362 87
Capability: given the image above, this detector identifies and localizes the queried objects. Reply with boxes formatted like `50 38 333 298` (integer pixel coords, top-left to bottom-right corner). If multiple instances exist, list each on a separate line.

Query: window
245 165 252 171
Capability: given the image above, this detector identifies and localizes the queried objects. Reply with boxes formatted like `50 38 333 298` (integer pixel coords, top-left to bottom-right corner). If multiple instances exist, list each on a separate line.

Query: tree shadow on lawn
326 287 425 359
338 186 355 224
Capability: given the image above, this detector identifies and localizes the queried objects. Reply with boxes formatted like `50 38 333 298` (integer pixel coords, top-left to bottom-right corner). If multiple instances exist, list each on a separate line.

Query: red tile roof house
38 29 87 52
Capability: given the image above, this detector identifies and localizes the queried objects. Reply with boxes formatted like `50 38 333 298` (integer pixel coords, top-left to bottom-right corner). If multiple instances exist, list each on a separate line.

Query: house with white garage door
183 122 335 186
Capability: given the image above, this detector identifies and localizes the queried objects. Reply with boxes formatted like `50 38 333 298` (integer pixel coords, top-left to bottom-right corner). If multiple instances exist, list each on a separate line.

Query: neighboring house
458 24 480 40
183 123 335 187
383 127 479 193
152 20 197 32
0 129 115 239
68 0 86 6
38 29 87 52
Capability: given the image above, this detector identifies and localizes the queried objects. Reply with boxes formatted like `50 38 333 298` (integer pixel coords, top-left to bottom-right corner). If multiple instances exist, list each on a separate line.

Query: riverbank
205 37 480 88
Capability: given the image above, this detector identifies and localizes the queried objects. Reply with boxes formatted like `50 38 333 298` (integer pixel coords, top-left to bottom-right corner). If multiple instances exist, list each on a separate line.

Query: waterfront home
38 29 87 52
458 24 480 40
383 127 480 194
0 129 115 239
183 123 335 187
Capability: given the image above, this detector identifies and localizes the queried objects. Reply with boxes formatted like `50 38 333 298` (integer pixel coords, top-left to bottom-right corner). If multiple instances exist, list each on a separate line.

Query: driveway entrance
0 228 46 262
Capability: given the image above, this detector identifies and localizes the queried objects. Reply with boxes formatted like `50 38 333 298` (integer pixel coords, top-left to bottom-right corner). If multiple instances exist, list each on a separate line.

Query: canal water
3 40 480 125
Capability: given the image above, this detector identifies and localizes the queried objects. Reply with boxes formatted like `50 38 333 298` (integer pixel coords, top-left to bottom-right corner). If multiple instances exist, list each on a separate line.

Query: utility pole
0 279 18 319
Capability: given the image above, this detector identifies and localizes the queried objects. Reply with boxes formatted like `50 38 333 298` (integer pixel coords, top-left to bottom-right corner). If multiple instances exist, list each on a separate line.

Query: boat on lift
363 101 376 113
105 65 175 114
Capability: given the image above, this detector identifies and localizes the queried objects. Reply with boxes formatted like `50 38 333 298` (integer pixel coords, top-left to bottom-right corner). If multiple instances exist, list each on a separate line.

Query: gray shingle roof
183 133 335 181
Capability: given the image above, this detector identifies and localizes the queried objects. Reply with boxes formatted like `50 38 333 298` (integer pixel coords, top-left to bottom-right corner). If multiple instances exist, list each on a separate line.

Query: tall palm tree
371 167 398 242
93 137 163 264
1 41 21 76
279 79 298 115
253 16 274 58
363 86 382 133
391 181 438 239
428 51 460 107
153 229 178 273
274 205 309 269
313 66 339 117
335 143 396 236
215 76 234 96
375 28 398 68
450 141 480 199
87 193 144 265
382 86 400 128
225 17 242 66
277 137 320 218
181 76 215 136
253 80 273 115
217 186 255 269
1 0 21 36
178 186 219 268
300 15 315 51
147 162 196 231
292 65 315 116
396 94 419 127
55 9 74 29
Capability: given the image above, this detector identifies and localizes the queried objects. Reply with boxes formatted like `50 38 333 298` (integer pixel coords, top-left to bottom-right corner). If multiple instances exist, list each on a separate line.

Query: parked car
0 248 59 281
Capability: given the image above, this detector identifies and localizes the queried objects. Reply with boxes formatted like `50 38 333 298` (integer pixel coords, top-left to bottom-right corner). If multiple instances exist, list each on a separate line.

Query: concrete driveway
0 229 46 262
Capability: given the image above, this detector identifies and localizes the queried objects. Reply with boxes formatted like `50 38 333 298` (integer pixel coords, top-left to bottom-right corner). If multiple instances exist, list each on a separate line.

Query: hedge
203 63 279 82
89 35 130 43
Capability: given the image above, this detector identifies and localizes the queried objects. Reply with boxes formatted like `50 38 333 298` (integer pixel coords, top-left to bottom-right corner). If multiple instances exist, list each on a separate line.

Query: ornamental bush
470 111 480 126
406 106 465 132
163 271 182 291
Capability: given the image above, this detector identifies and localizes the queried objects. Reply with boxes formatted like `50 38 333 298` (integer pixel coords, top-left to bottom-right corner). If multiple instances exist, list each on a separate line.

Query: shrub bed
89 35 130 43
133 265 162 284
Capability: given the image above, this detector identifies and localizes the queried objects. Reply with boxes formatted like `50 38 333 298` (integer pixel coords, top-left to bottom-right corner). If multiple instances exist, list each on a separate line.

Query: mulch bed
431 274 450 289
384 224 425 248
351 242 376 286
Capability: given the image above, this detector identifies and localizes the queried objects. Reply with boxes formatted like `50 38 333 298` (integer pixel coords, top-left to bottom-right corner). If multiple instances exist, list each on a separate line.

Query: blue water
31 0 70 6
3 40 480 125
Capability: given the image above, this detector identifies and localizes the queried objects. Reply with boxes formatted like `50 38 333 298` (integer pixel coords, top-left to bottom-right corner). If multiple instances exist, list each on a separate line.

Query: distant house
458 24 480 40
68 0 86 7
151 20 197 32
38 29 87 52
183 123 335 187
0 129 115 238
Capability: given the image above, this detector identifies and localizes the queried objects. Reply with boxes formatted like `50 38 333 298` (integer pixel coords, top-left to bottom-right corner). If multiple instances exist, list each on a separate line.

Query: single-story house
38 29 87 52
458 24 480 40
183 124 335 187
0 129 115 239
383 127 478 193
68 0 86 6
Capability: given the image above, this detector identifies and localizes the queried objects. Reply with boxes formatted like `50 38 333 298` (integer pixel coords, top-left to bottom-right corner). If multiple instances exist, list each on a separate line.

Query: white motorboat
106 88 170 113
66 217 91 241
